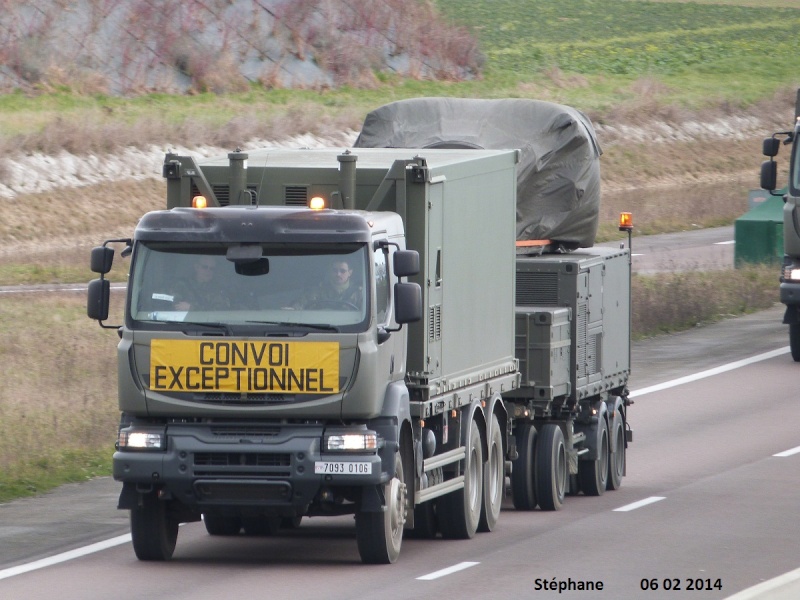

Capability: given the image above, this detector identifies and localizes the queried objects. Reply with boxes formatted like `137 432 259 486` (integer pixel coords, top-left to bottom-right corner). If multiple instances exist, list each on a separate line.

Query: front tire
356 452 406 564
790 323 800 362
130 493 179 561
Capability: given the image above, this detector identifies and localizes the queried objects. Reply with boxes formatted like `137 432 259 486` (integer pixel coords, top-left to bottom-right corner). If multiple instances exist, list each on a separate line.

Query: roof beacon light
192 195 208 209
309 196 326 210
619 212 633 232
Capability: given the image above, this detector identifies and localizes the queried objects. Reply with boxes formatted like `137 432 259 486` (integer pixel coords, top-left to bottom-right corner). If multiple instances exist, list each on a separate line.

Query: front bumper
113 423 391 509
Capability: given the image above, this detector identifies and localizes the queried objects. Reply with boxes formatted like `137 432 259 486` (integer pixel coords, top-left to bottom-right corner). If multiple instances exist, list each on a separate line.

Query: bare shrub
632 265 777 338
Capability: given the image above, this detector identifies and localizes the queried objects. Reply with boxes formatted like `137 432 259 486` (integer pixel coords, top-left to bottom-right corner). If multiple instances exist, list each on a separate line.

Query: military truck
88 98 632 564
760 89 800 360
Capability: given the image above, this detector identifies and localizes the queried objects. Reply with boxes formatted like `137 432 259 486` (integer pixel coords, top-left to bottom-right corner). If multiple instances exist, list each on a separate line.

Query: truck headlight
784 266 800 282
324 432 378 452
118 429 166 451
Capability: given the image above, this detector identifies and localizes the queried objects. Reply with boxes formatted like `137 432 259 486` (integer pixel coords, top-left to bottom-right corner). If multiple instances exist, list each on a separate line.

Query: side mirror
393 250 420 278
87 278 110 321
90 246 115 274
762 137 781 157
760 160 777 192
394 282 422 324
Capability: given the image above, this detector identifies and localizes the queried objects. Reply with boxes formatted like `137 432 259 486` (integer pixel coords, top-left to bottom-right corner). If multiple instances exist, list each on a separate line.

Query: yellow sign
150 340 340 394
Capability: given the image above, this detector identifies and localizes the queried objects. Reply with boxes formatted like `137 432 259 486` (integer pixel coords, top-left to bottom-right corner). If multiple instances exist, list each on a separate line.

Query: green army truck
760 89 800 360
88 98 632 564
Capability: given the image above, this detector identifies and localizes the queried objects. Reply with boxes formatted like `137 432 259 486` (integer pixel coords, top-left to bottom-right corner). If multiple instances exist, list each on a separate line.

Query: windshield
129 242 370 332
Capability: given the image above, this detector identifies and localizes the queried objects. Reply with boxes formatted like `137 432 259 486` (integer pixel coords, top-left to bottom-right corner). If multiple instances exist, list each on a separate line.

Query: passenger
293 258 363 310
172 256 230 311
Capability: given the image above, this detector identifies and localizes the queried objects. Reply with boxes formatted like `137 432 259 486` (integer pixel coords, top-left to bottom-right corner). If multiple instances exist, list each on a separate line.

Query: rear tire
439 421 483 539
790 324 800 362
578 417 609 496
511 424 537 510
535 424 567 511
130 493 179 561
478 413 504 532
607 414 625 491
356 452 406 564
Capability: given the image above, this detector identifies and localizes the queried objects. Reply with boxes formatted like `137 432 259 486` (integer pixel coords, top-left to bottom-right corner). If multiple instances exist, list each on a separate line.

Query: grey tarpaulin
353 97 602 247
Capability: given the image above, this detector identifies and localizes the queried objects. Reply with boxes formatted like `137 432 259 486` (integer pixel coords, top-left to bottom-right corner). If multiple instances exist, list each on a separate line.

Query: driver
292 258 363 309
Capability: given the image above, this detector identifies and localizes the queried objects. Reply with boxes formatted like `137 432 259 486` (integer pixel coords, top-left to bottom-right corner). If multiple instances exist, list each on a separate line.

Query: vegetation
0 0 794 501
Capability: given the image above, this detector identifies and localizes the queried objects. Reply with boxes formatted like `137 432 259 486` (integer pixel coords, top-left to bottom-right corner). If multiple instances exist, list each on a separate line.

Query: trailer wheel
130 493 179 561
790 324 800 362
439 422 484 539
356 452 406 564
535 424 567 511
479 413 504 532
203 511 241 536
578 417 608 496
511 423 537 510
607 415 625 491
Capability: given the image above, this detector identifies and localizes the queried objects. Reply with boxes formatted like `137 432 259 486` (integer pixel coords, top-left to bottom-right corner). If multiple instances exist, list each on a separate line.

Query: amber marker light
619 212 633 232
309 196 326 210
192 195 208 209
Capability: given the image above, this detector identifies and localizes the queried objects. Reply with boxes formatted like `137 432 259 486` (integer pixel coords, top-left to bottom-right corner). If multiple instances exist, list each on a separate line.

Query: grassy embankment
0 0 797 502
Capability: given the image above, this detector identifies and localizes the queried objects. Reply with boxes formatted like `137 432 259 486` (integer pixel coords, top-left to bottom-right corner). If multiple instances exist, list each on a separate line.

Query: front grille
194 452 290 467
209 424 282 438
194 480 292 503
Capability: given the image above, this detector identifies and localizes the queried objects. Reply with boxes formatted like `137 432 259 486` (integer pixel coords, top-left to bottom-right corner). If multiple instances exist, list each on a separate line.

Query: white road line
725 566 800 599
773 446 800 457
0 534 131 580
629 347 790 398
417 561 480 581
613 496 666 512
715 240 735 245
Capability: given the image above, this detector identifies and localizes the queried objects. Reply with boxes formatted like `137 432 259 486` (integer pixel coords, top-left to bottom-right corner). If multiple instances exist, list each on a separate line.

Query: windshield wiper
180 321 233 335
246 320 339 332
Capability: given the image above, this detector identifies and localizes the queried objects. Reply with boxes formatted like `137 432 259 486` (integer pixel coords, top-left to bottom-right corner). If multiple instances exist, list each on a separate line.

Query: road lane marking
0 534 131 580
773 446 800 457
629 347 790 398
715 240 735 245
613 496 666 512
725 565 800 599
417 561 480 580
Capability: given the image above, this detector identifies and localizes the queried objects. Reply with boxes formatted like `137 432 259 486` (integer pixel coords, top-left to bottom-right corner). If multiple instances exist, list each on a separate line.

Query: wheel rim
489 437 502 502
388 477 406 541
613 423 625 479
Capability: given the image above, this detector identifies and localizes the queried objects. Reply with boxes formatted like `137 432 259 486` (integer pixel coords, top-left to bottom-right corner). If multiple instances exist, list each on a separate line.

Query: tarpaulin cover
354 98 602 247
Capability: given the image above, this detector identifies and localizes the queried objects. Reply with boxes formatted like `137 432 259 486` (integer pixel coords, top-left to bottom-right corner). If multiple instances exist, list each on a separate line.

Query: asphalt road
1 303 797 599
3 225 797 599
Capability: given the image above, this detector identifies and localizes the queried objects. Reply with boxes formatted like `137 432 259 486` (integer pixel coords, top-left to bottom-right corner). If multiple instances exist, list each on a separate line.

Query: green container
734 193 784 267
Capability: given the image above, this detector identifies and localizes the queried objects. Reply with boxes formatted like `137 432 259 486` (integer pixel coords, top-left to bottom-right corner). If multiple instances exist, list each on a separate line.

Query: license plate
314 461 372 475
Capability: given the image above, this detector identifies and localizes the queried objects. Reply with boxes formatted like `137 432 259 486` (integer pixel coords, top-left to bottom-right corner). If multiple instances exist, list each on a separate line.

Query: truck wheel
535 424 567 511
130 493 179 561
439 421 483 539
578 417 608 496
790 324 800 362
511 423 537 510
203 511 241 536
607 415 625 491
479 413 504 532
356 452 406 564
